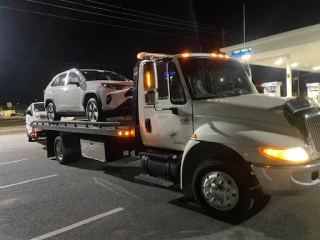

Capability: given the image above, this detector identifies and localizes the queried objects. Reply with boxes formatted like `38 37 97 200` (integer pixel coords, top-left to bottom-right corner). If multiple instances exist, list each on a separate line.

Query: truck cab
136 52 320 221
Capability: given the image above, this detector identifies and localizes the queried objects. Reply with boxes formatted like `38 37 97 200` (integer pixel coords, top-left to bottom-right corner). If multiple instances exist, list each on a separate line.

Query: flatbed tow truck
34 52 320 222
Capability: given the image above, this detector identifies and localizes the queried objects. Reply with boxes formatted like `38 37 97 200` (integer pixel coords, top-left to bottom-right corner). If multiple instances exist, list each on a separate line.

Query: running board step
134 173 174 187
139 151 181 162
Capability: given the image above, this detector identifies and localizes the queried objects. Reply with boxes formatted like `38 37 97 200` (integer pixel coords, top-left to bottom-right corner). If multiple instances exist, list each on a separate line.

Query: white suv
44 69 133 122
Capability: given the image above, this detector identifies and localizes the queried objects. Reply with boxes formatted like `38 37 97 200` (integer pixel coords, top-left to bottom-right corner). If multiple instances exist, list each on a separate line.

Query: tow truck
33 52 320 222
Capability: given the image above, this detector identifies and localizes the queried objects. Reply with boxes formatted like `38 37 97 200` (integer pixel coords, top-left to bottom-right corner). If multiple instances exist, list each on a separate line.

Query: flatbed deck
33 119 134 136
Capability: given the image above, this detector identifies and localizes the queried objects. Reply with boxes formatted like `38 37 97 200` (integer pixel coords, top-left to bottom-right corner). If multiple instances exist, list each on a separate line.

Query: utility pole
220 28 228 47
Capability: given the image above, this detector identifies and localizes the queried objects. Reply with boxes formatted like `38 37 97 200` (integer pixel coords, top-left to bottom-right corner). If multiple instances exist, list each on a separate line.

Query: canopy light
275 59 283 65
291 63 298 67
313 66 320 71
242 54 250 60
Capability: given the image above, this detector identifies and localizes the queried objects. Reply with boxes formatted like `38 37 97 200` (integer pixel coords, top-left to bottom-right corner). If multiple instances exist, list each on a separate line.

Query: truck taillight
118 130 135 137
43 90 45 94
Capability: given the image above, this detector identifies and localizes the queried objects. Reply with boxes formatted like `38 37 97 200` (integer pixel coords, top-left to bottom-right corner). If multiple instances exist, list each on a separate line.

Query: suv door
53 72 68 112
64 71 84 113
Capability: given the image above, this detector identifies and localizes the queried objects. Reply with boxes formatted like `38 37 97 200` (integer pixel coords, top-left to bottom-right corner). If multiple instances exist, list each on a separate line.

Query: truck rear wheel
54 136 81 165
192 160 252 223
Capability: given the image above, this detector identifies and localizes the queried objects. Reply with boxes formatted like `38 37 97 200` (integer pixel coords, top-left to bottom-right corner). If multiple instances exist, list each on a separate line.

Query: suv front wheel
47 102 61 121
86 98 105 122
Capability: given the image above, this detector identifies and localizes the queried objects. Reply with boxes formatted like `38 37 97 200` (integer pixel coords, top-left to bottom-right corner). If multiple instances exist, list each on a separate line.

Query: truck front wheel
192 160 253 223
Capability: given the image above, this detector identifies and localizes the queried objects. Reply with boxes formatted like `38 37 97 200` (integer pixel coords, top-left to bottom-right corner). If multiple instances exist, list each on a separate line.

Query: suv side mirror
68 78 80 86
26 109 32 116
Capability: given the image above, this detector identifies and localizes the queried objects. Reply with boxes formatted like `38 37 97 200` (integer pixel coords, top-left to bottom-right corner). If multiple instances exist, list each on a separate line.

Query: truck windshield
178 58 257 99
80 70 131 82
34 103 45 112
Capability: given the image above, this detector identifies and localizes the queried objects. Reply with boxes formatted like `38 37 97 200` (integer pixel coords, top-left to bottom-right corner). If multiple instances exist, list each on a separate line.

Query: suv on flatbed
44 68 133 122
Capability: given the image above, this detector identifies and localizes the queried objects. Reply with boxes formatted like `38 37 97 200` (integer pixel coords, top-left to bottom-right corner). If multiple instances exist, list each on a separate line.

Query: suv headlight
259 147 310 164
101 83 124 90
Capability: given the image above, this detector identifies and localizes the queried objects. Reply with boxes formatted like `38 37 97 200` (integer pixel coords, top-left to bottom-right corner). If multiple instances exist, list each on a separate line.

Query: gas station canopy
221 23 320 72
220 23 320 97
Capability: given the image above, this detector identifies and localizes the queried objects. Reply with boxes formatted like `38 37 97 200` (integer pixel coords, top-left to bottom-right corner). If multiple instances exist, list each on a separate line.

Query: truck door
139 60 194 151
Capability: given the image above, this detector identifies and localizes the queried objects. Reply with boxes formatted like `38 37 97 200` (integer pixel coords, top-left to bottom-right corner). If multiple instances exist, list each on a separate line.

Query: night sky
1 0 320 106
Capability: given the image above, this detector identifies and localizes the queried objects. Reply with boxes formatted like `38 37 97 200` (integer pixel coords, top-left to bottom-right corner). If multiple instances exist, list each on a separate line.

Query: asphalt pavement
0 132 320 240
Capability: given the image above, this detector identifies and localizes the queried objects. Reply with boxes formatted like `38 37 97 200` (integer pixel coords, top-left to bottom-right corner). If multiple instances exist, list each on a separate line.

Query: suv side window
51 76 59 87
67 71 81 85
56 73 67 86
168 62 186 105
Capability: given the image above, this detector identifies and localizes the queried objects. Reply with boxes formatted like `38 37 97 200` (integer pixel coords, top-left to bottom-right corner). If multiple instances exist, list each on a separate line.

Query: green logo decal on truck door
169 130 179 141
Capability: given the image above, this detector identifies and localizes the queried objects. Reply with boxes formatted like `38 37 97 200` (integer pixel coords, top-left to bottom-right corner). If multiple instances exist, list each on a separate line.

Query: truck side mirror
26 110 32 116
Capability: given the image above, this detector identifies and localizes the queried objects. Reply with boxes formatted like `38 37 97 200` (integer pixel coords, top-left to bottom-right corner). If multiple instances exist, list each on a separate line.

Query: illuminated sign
306 82 320 87
231 48 252 58
261 82 282 87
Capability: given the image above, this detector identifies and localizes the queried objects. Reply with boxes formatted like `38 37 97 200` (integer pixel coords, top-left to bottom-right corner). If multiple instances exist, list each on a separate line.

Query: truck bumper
252 160 320 196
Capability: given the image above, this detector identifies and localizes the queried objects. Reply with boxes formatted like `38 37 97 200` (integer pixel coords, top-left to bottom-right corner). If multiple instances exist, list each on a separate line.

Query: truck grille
283 97 320 154
305 113 320 153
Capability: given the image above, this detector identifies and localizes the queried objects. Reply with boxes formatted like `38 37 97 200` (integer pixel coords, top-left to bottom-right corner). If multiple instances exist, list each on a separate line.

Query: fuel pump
261 82 282 97
306 82 320 102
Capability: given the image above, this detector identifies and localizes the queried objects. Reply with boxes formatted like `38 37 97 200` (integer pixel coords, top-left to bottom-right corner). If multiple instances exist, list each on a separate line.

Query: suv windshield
178 58 257 99
80 70 130 82
34 103 45 112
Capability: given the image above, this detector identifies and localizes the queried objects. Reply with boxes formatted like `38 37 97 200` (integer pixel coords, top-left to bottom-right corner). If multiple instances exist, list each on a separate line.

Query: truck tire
54 136 81 165
27 133 33 142
86 98 105 122
47 102 61 121
192 160 253 223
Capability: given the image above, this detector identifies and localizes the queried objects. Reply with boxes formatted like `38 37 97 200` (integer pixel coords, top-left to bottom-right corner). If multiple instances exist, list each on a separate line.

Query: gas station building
220 23 320 99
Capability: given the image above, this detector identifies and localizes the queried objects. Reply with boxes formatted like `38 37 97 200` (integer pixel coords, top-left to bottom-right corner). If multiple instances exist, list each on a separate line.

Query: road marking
29 207 124 240
0 174 57 190
0 159 29 165
0 150 13 153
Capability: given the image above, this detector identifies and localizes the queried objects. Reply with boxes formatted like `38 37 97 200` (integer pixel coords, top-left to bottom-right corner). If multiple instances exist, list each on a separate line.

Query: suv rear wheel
47 102 61 121
86 98 105 122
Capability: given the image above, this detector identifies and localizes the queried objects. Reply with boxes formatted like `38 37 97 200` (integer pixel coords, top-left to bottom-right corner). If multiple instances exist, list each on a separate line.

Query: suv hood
193 94 291 127
93 80 133 86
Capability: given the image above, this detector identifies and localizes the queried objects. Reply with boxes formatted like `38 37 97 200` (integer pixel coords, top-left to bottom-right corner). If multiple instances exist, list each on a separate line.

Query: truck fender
180 139 249 190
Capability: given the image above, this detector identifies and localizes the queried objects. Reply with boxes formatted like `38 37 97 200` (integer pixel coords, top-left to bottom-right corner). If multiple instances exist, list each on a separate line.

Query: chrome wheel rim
201 171 239 211
56 142 63 161
47 104 55 121
88 102 99 122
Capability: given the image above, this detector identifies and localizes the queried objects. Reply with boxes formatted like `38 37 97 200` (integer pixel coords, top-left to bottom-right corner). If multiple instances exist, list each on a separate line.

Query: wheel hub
47 105 54 120
88 103 98 121
201 171 239 211
56 142 63 160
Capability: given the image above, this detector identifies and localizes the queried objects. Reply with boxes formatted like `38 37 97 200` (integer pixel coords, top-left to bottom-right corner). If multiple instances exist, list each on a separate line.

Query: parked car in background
43 69 133 122
26 102 47 142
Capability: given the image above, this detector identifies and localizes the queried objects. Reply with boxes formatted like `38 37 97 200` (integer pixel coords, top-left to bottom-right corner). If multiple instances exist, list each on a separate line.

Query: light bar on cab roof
211 53 229 58
137 52 172 59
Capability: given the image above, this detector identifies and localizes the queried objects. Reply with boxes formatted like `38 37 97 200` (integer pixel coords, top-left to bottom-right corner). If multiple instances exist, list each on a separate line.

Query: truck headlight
259 147 310 164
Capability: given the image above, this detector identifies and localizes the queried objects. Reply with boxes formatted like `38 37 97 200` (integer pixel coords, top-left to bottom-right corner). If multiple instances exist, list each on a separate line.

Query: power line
85 0 217 29
27 0 218 34
60 0 217 31
0 5 213 40
0 56 131 68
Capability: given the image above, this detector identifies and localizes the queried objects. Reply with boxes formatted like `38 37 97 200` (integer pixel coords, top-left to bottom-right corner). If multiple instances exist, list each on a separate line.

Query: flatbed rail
32 120 134 137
